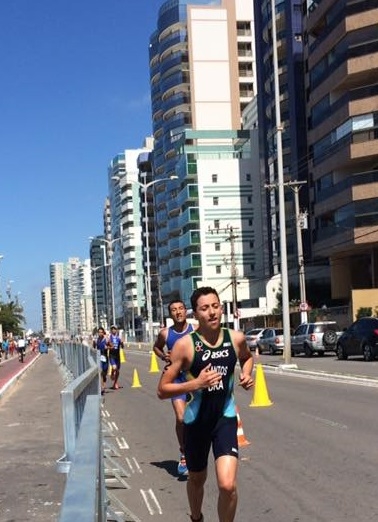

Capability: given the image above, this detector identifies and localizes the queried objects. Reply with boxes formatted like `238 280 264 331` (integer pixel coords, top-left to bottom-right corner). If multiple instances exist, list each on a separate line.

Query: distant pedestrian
17 338 26 362
94 327 111 395
2 338 9 359
109 325 123 390
9 339 16 357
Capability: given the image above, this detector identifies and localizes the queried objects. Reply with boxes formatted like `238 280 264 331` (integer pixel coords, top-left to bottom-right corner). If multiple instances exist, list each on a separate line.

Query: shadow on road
150 459 188 481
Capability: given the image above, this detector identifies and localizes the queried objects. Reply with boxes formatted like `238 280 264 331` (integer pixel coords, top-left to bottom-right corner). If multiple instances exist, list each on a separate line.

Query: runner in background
94 327 111 395
109 325 123 390
153 300 196 476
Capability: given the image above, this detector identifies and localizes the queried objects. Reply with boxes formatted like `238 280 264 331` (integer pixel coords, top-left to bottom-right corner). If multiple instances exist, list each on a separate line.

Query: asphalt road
102 350 378 522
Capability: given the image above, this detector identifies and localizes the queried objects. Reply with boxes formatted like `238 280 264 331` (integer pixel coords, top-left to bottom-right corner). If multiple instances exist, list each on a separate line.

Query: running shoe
177 454 188 475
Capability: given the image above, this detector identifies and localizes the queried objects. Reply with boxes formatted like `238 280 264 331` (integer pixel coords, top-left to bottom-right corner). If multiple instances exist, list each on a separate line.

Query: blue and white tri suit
166 323 194 402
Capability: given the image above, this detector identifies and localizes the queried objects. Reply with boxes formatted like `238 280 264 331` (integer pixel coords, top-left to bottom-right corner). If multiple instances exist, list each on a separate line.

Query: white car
245 328 264 351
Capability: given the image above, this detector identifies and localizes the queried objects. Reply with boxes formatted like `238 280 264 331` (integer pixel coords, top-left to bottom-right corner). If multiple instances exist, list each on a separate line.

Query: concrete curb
264 363 378 387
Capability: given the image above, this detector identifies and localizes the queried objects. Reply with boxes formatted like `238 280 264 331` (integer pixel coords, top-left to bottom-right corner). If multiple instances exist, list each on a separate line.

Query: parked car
291 321 342 357
245 328 264 351
256 327 284 355
336 317 378 361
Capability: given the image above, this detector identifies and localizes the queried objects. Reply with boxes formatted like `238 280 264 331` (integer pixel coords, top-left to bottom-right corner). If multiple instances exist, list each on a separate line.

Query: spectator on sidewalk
2 338 9 359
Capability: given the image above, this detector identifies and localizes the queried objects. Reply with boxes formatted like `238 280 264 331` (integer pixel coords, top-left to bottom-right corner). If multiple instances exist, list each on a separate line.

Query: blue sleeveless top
166 323 194 352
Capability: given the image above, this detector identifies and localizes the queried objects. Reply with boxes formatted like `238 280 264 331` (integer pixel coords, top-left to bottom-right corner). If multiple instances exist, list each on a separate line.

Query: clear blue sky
0 0 163 331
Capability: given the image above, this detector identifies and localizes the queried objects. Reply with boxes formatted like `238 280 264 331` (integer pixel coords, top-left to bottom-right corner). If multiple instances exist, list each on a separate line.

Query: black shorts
184 416 238 472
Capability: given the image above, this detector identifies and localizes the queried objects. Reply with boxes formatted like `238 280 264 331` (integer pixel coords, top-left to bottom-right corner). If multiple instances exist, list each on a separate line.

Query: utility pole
209 225 240 330
288 181 308 323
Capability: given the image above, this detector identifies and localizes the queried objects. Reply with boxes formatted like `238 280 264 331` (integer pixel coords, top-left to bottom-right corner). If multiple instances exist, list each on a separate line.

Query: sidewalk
0 351 67 522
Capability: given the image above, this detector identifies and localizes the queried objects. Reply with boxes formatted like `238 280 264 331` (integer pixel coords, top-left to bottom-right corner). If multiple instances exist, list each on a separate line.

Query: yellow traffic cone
149 351 160 373
250 363 273 407
131 368 142 388
120 348 126 364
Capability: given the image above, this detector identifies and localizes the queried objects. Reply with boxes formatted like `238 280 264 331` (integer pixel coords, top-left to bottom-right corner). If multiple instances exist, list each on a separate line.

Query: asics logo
201 349 229 361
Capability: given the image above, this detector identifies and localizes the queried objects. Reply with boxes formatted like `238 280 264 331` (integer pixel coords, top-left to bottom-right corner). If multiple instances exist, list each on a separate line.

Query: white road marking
110 421 119 431
140 489 162 515
301 411 348 429
116 436 129 449
133 457 142 473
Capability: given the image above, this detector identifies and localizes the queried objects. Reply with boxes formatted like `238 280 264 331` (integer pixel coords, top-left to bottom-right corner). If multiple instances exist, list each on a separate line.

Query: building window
247 196 252 203
246 173 251 181
214 219 220 229
215 243 221 251
249 241 254 248
212 174 218 183
213 197 219 206
250 263 255 271
248 219 253 226
216 265 222 274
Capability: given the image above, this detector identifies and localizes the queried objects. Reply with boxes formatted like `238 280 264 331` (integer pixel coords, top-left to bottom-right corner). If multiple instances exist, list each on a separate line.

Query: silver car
291 321 341 357
256 327 284 355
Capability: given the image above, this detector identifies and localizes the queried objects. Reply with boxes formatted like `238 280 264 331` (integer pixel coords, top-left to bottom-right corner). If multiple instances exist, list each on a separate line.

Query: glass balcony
168 235 181 252
159 30 187 55
168 256 181 272
181 206 200 225
178 230 197 250
181 253 202 271
177 184 198 207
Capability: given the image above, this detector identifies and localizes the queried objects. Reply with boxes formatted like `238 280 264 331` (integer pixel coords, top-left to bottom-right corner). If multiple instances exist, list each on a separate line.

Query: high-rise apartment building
149 0 262 314
41 286 52 335
254 0 310 298
304 0 378 312
49 258 93 336
107 142 152 330
89 236 109 328
50 262 67 334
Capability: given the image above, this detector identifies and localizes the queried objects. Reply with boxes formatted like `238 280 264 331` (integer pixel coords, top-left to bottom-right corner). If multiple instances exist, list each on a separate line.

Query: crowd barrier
54 340 149 521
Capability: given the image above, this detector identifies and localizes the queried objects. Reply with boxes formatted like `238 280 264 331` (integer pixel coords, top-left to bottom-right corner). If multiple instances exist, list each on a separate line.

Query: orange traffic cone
131 368 142 388
250 363 273 407
236 406 250 447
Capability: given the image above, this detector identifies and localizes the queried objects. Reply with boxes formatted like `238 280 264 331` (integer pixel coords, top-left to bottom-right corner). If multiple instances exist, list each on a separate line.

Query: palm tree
0 300 25 337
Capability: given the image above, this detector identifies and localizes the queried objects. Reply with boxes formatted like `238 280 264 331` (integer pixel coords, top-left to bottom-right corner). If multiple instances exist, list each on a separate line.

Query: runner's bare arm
157 337 222 399
153 328 169 361
231 330 254 390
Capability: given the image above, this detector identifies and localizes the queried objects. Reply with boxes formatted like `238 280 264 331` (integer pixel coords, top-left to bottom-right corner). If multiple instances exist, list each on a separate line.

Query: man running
109 325 123 390
157 287 254 522
94 327 111 395
153 300 195 476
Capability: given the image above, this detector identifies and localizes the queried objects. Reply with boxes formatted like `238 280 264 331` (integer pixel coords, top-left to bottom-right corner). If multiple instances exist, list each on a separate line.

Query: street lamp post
6 280 14 302
111 174 177 344
89 237 121 327
90 264 109 328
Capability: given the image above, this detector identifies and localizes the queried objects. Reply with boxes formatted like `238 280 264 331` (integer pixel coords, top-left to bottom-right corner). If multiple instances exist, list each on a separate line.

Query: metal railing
58 394 106 522
54 342 106 520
